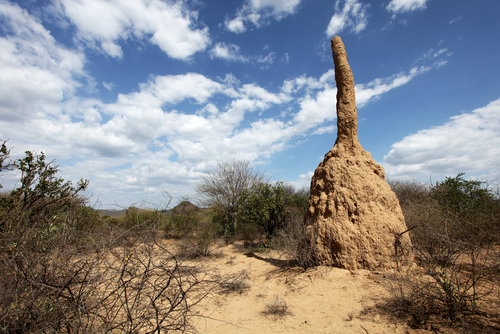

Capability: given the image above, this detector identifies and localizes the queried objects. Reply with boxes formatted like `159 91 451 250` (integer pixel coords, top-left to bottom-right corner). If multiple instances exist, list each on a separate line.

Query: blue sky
1 0 499 208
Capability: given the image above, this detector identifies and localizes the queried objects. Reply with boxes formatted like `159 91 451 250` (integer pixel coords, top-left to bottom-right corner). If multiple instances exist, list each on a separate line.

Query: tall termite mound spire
303 37 412 270
332 36 359 147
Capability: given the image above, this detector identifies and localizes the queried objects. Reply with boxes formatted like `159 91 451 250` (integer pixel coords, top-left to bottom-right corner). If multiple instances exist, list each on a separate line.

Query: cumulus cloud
386 0 428 15
0 1 86 122
384 98 500 178
53 0 210 60
225 0 302 33
326 0 370 37
1 58 431 204
209 43 249 62
0 4 444 205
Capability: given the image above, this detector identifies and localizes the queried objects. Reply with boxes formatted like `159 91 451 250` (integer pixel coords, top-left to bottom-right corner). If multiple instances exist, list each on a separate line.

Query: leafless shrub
263 295 290 318
0 148 221 332
177 238 215 259
217 270 251 294
273 206 317 268
88 235 217 333
382 179 500 329
175 220 220 259
0 223 220 333
0 194 216 333
381 267 447 328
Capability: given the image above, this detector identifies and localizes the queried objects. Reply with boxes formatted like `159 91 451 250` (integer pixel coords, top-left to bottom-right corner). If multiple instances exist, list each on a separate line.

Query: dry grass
217 270 251 295
262 295 290 318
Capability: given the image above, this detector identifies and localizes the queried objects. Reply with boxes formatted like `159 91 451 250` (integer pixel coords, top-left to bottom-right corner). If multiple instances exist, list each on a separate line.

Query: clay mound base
304 146 411 270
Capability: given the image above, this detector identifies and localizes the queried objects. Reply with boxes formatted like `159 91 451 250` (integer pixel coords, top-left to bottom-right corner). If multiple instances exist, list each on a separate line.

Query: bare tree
195 159 267 238
195 159 267 208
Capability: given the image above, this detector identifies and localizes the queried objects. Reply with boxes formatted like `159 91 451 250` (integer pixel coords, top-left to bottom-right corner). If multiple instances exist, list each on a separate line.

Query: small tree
238 182 290 239
195 159 267 239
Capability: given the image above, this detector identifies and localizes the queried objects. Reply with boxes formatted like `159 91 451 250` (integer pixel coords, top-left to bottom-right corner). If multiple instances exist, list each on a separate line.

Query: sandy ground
186 242 441 334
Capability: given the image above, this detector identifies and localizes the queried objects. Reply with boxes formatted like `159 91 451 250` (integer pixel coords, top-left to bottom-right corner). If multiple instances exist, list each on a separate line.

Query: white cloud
0 4 443 205
449 16 462 25
54 0 210 60
209 43 279 67
102 81 115 91
281 53 290 63
209 43 249 62
326 0 370 37
257 52 276 64
386 0 428 14
288 171 314 190
312 125 336 135
293 87 338 133
0 1 86 122
225 0 302 33
240 84 289 104
226 17 246 33
433 48 448 57
355 65 430 107
384 98 500 178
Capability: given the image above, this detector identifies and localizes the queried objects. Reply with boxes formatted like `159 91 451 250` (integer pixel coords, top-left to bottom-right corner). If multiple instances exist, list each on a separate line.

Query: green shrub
123 206 165 229
165 203 201 238
209 205 237 241
0 150 89 251
287 193 309 213
431 173 500 243
385 176 500 328
0 149 91 331
238 182 290 239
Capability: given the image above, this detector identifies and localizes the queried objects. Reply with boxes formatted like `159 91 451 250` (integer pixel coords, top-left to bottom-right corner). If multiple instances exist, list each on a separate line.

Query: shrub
277 209 319 268
0 147 220 332
195 159 268 240
218 270 251 294
0 150 91 331
177 219 219 259
165 201 201 239
431 173 500 244
263 295 290 318
384 176 500 328
209 205 237 242
124 206 165 229
238 182 290 239
0 150 89 251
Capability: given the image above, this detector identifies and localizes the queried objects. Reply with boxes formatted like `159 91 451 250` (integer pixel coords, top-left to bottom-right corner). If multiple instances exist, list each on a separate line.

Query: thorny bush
0 143 220 333
384 176 500 330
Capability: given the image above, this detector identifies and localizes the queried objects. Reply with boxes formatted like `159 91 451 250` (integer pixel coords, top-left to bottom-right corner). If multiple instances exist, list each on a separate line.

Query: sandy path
190 243 419 334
